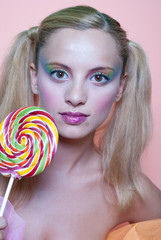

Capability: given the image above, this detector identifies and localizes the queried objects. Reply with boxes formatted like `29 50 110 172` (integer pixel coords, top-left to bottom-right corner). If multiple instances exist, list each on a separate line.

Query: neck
53 133 96 172
38 132 101 180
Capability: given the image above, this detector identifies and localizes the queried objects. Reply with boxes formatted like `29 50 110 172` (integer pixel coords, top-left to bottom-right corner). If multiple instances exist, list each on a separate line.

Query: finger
0 218 7 229
0 230 6 240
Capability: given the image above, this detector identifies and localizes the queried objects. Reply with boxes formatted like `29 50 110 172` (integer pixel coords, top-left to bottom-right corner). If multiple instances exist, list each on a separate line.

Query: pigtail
0 27 39 122
102 41 152 210
0 27 39 204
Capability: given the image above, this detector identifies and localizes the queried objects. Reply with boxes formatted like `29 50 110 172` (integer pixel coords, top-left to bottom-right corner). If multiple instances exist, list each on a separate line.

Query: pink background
0 0 161 189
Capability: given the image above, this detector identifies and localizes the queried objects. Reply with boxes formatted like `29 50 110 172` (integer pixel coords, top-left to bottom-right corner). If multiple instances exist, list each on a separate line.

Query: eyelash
90 72 112 85
48 68 69 81
46 67 113 85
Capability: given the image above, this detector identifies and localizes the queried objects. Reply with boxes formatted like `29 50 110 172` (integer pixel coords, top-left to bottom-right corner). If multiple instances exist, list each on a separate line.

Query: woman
0 5 161 240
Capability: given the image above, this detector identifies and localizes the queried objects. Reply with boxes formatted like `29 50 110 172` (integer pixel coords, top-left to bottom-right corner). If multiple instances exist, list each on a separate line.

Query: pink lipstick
60 112 88 124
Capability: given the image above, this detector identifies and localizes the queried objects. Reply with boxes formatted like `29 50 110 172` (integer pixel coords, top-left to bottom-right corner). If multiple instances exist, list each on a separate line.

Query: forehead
39 28 122 67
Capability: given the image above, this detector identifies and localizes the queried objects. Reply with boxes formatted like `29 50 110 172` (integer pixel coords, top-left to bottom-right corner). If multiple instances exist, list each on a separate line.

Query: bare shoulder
127 174 161 222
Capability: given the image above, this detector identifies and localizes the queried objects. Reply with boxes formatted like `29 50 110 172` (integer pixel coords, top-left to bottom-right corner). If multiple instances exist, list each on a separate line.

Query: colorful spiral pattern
0 106 58 179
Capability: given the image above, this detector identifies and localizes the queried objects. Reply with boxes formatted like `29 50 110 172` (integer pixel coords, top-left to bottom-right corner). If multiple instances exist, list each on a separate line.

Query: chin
59 130 94 141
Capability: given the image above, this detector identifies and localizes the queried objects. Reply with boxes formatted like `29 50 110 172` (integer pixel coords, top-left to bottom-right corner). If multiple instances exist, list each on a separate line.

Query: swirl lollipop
0 106 58 216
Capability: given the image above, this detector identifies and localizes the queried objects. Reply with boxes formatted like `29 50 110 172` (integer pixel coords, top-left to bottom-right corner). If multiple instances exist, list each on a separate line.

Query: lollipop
0 106 58 216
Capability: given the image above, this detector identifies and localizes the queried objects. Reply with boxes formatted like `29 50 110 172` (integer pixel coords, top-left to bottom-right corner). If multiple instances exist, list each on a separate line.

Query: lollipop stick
0 175 14 217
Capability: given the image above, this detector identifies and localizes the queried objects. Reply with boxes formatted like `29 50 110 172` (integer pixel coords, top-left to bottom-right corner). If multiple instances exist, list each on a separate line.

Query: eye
50 69 69 81
90 72 111 85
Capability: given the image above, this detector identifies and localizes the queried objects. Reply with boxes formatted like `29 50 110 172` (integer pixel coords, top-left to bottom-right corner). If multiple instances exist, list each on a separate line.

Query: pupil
57 71 64 78
96 75 102 81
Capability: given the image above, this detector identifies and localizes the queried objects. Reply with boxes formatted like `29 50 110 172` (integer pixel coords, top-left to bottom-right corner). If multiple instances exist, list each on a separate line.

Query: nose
65 81 87 107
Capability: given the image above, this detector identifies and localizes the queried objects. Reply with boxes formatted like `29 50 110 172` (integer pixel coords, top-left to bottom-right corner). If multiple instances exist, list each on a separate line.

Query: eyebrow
45 62 72 72
45 62 115 73
88 66 115 73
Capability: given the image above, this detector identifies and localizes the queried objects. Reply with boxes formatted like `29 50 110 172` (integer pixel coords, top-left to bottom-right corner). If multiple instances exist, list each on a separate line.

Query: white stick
0 176 14 217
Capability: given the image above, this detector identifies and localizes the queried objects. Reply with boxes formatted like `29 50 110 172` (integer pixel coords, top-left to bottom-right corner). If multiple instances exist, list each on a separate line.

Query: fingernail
0 217 7 229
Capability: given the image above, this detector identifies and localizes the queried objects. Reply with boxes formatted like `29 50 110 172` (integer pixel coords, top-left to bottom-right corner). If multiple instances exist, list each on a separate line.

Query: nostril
65 86 87 106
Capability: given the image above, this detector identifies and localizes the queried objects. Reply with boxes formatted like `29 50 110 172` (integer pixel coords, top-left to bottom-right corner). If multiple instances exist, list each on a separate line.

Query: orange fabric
106 219 161 240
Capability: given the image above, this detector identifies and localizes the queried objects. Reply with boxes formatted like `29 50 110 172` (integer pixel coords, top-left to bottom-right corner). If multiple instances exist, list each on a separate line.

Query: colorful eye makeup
41 58 69 81
89 68 117 86
41 58 119 86
46 66 69 80
45 64 55 74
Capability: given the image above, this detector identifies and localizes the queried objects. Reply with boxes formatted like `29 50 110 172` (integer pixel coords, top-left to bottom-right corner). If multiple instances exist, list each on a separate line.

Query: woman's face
31 28 126 139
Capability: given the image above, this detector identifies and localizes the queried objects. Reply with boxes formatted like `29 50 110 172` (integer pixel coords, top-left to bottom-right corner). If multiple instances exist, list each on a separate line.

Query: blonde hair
0 27 39 120
0 6 152 209
101 41 151 209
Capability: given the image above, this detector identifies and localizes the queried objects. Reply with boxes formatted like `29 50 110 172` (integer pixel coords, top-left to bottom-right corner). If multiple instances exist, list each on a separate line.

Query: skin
31 29 125 140
0 217 6 240
0 29 161 240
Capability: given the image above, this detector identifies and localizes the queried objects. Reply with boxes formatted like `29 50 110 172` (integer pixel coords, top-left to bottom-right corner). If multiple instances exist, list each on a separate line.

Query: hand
0 217 7 240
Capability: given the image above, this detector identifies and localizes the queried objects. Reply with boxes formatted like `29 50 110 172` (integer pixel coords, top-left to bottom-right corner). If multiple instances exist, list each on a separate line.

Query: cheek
38 80 58 112
95 92 116 115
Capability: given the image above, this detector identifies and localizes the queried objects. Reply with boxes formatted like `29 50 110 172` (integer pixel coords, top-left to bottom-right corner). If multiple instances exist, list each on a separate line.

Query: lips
60 112 89 124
